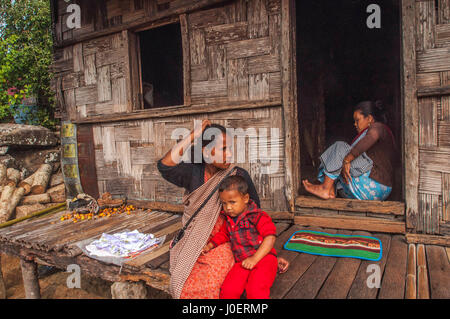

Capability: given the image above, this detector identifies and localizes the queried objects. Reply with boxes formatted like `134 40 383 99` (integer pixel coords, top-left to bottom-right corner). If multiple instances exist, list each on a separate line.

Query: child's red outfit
209 200 277 299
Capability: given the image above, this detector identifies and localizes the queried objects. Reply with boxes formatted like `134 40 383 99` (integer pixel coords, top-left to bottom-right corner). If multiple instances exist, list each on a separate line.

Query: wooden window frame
128 14 191 113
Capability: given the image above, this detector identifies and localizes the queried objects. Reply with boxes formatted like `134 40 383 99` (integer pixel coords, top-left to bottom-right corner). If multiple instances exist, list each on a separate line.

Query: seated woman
303 100 396 201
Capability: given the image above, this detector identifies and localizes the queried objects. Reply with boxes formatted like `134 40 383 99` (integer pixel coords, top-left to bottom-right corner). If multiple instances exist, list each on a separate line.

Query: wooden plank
415 0 436 51
316 231 363 299
191 79 227 98
97 65 112 102
419 169 442 195
74 86 97 106
225 37 271 59
204 21 248 45
227 58 248 101
416 72 441 89
446 247 450 264
247 0 269 39
436 23 450 47
83 54 97 85
417 47 450 73
416 244 430 299
284 229 339 299
418 192 440 234
248 54 279 75
189 28 206 66
402 0 419 232
73 100 282 124
406 233 450 247
180 13 191 106
378 235 408 299
419 97 438 147
347 233 391 299
426 245 450 298
417 84 450 97
206 44 226 80
249 73 270 101
295 196 405 216
438 121 450 148
405 244 417 299
295 214 405 234
420 149 450 174
443 173 450 221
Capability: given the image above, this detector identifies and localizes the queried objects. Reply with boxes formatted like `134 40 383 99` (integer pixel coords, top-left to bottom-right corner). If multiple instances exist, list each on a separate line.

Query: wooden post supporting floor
20 259 41 299
111 281 147 299
0 255 6 299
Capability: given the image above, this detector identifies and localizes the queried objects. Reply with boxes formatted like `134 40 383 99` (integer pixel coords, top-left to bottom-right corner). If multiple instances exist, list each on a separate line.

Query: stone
111 281 148 299
0 124 58 147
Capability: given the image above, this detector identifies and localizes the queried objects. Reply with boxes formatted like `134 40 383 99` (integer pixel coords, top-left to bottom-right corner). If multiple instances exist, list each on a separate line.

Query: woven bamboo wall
91 107 287 211
415 0 450 235
50 0 289 211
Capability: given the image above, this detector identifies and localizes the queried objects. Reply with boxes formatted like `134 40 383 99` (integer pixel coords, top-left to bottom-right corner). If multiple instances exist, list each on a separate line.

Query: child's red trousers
219 254 277 299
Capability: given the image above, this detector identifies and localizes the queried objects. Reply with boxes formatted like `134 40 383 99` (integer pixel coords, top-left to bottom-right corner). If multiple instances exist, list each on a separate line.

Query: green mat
284 230 382 261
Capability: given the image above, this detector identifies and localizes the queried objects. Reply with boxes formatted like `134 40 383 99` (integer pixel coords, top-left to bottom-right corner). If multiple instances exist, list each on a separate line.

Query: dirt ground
1 253 170 299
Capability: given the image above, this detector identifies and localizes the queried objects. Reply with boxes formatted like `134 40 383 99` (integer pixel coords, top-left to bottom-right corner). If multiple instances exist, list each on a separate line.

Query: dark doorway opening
296 0 402 201
139 23 184 109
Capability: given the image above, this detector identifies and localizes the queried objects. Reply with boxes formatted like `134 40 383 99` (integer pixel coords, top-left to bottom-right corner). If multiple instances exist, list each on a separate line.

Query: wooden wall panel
92 106 287 210
415 0 450 235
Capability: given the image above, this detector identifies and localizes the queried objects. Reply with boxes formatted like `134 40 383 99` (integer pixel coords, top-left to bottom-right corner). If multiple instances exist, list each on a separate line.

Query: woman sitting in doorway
302 100 397 201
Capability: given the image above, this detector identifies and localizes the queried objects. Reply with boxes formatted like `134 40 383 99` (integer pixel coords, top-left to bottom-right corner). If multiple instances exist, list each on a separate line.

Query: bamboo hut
0 0 445 299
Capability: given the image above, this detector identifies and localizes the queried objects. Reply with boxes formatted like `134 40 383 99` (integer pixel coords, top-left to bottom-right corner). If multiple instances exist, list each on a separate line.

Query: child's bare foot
302 179 332 200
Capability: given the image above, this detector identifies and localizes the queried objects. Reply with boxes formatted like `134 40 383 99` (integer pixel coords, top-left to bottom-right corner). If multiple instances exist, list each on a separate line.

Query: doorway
296 0 403 201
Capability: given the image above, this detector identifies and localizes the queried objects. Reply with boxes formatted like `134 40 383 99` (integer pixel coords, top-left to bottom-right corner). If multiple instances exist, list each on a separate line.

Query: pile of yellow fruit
60 204 137 223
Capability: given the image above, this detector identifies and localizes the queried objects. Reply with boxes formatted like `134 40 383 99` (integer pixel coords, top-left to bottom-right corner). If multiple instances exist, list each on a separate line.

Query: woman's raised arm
160 119 211 167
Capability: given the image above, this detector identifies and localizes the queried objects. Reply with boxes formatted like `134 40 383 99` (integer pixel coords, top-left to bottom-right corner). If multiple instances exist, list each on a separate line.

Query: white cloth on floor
85 230 162 258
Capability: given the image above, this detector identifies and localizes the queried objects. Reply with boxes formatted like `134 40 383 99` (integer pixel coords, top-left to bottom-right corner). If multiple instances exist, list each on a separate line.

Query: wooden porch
272 223 450 299
0 201 448 299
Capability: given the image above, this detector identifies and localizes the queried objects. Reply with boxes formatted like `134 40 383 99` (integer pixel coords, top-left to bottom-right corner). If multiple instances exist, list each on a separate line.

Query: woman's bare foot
302 179 332 200
329 186 336 199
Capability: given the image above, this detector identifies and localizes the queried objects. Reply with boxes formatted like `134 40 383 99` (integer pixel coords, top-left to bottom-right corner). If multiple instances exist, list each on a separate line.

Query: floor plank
405 244 417 299
378 235 408 299
417 244 430 299
272 226 323 299
426 245 450 299
316 230 362 299
284 229 339 299
347 232 391 299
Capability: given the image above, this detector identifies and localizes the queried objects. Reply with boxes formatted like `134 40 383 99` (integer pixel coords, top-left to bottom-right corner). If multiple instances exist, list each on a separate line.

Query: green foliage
0 0 56 129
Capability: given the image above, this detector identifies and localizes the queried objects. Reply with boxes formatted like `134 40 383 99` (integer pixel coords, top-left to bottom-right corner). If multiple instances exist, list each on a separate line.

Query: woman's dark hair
354 100 387 124
190 123 228 163
219 175 249 195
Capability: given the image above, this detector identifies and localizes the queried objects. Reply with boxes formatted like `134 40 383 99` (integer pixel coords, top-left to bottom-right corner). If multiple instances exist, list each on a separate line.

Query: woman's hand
161 119 211 166
342 161 351 184
193 119 211 140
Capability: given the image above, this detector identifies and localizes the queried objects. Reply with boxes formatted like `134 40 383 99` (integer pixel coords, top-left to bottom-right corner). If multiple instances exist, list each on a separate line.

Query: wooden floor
272 223 450 299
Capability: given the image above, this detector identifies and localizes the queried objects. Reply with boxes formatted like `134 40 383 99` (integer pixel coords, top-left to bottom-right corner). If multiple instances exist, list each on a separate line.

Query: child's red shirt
209 200 277 263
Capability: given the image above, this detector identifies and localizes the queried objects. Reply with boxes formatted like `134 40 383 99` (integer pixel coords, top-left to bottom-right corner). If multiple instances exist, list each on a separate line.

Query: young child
202 175 278 299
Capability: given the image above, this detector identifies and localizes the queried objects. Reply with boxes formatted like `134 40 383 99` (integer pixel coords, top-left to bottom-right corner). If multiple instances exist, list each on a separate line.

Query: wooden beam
402 0 419 231
72 100 282 124
53 0 230 48
280 0 299 211
417 85 450 97
416 244 430 299
405 243 417 299
20 259 41 299
406 233 450 246
127 200 184 214
294 214 405 234
295 196 405 215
